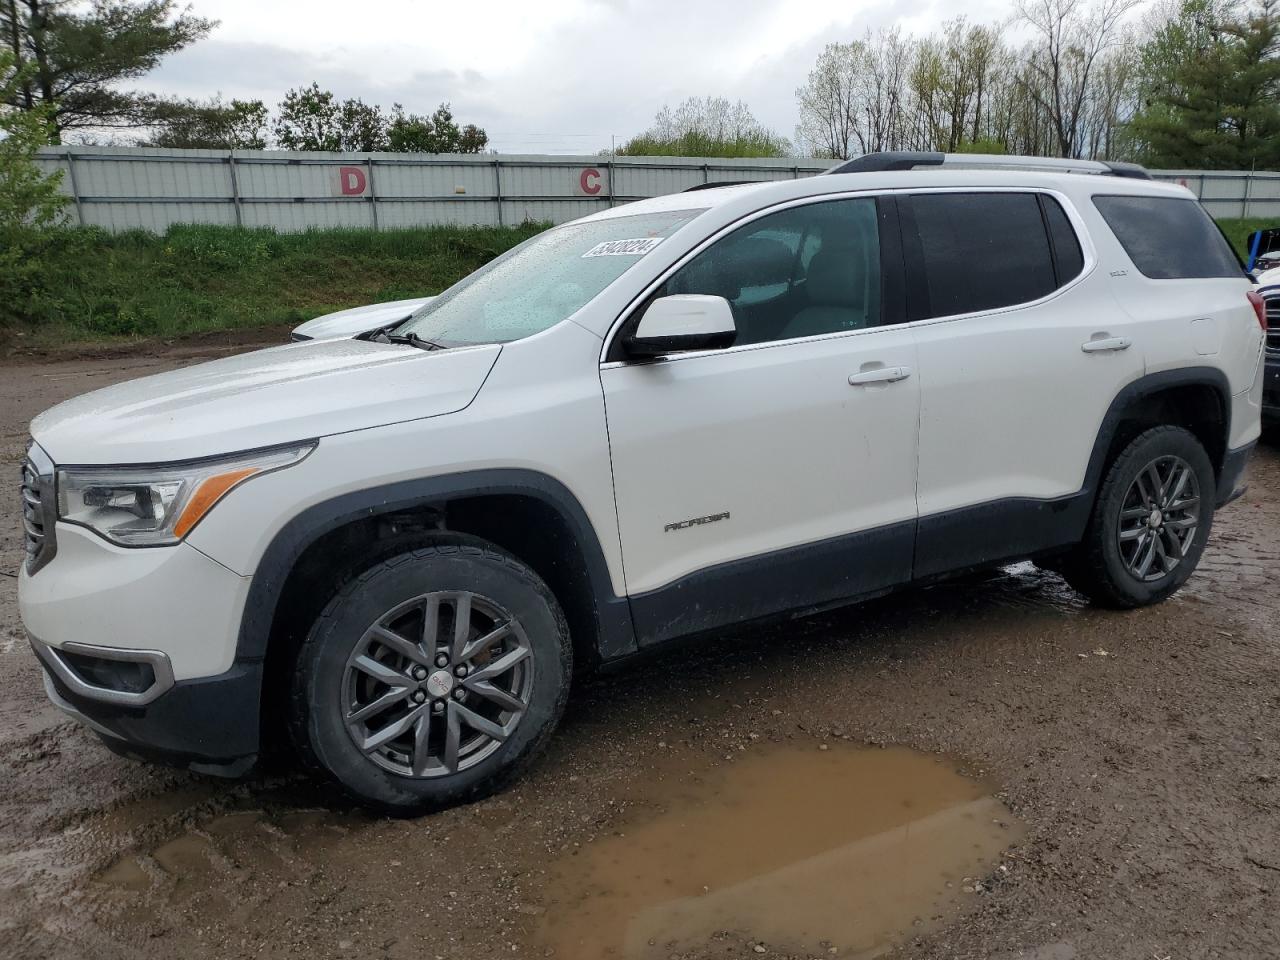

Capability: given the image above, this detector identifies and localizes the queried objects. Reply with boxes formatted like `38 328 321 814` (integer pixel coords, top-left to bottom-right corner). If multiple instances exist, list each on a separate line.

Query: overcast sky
145 0 1014 154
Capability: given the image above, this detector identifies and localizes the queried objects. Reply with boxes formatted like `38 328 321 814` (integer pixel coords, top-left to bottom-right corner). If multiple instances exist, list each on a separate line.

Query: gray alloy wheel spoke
420 597 440 653
362 705 425 753
369 625 431 666
444 704 462 773
411 711 433 777
464 678 526 713
450 594 473 662
346 685 409 723
466 645 530 683
1135 535 1157 577
1117 454 1200 583
341 589 535 779
1141 468 1162 506
351 654 406 686
459 622 512 663
451 701 511 742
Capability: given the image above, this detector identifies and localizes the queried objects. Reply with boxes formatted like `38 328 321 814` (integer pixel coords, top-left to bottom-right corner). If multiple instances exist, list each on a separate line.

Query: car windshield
397 209 704 346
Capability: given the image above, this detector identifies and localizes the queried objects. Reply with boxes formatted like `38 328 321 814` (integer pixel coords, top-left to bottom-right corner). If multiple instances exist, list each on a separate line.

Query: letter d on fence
337 166 368 196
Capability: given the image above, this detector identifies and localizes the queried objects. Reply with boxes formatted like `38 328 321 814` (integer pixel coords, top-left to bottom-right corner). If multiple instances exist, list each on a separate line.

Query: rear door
903 189 1145 576
600 195 921 644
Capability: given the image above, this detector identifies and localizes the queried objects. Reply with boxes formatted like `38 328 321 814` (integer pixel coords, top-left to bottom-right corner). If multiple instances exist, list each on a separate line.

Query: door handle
1081 336 1131 353
848 365 912 385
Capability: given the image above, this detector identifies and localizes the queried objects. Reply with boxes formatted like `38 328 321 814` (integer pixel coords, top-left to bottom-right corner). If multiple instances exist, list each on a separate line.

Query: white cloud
145 0 1014 153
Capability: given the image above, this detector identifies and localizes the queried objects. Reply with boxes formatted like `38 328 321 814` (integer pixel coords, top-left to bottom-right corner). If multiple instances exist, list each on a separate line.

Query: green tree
272 83 342 151
1 49 70 326
337 96 386 151
1 50 65 227
145 95 268 149
386 102 488 153
1129 0 1280 168
617 96 791 157
1 0 214 142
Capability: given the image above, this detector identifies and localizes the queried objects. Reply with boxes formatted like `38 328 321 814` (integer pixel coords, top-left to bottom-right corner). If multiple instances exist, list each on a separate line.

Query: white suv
19 153 1267 812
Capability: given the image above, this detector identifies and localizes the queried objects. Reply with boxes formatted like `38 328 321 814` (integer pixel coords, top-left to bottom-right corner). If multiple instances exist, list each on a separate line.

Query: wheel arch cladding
1090 368 1231 493
237 469 637 672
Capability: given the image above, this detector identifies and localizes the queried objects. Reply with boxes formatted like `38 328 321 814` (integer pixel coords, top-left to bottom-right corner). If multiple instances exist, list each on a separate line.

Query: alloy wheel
340 591 534 778
1117 454 1200 583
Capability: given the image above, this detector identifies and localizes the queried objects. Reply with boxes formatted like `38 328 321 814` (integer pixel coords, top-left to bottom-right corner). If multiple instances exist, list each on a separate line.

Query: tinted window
910 192 1056 318
1042 195 1084 284
655 198 882 345
1092 195 1242 280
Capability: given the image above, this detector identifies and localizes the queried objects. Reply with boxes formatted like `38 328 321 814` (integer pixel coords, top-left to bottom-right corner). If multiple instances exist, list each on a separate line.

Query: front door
600 195 921 645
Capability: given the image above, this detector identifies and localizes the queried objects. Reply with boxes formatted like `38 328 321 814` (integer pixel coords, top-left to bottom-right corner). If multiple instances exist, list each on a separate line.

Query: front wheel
1062 425 1216 608
289 539 572 814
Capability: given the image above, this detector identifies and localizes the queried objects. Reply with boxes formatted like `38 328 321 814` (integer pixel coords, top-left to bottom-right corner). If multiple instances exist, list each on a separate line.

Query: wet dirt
1 342 1279 960
534 744 1023 959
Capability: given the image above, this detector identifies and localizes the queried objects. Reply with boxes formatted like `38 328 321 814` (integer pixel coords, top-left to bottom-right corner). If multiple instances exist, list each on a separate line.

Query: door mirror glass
625 295 737 358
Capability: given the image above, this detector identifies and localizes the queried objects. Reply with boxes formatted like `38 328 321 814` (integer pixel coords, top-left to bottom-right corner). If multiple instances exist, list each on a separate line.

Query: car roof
578 167 1194 225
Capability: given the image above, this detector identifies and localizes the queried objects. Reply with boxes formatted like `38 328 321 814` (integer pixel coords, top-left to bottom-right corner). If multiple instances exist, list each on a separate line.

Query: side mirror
624 295 737 359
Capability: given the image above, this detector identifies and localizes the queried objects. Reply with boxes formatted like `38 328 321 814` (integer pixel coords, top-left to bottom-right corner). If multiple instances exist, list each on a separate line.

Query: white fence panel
35 146 1280 233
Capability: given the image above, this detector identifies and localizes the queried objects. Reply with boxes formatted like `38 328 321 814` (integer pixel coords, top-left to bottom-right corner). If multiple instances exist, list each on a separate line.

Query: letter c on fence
579 168 602 196
340 166 368 195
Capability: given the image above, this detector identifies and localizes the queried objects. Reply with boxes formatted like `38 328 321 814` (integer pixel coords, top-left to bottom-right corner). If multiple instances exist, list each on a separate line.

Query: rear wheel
289 539 571 814
1061 425 1215 608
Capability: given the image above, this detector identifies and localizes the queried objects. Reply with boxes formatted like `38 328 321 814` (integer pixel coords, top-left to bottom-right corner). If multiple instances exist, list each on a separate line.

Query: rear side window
1042 196 1084 284
909 192 1057 318
1092 195 1242 280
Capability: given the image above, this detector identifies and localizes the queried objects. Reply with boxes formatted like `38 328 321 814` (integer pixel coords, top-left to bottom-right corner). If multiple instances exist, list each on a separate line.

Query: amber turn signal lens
173 467 260 539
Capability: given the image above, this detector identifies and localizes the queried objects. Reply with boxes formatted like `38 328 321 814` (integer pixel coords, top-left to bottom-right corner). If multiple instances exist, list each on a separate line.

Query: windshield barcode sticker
582 237 664 258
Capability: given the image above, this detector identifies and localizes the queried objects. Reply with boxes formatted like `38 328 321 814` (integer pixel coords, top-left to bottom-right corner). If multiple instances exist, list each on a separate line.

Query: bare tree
796 41 860 158
1015 0 1143 157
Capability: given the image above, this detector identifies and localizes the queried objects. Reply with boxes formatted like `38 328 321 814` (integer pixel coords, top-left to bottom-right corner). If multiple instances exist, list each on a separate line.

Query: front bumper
32 635 261 776
19 522 261 775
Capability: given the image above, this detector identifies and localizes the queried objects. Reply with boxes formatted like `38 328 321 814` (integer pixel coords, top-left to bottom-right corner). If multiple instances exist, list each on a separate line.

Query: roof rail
824 152 1152 180
682 180 765 192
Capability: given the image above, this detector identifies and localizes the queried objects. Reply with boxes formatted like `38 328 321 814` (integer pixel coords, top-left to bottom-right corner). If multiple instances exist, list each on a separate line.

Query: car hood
291 297 435 341
1255 265 1280 292
31 338 500 465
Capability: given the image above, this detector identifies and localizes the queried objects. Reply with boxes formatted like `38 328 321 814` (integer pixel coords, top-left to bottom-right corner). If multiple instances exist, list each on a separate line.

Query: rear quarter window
1092 195 1243 280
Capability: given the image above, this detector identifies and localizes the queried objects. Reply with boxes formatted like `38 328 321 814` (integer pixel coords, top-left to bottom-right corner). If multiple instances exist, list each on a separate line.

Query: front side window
909 192 1058 319
398 209 702 346
1092 195 1243 280
648 197 883 346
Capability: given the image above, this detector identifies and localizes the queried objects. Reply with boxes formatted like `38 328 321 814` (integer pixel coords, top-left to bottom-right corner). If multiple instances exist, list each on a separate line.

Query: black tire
1061 425 1216 608
289 536 571 815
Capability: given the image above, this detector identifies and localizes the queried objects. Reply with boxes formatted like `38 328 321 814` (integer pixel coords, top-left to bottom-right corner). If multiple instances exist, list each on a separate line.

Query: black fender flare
234 469 637 664
1081 366 1232 500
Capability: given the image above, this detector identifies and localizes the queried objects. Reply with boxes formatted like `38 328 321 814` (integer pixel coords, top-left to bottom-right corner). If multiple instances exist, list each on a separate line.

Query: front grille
20 444 56 575
1264 296 1280 353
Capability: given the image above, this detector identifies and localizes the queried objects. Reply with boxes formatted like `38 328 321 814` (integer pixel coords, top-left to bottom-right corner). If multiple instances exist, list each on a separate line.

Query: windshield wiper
365 328 448 351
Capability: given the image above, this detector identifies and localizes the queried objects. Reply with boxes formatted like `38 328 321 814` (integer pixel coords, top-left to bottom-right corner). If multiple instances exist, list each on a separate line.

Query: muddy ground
1 344 1278 960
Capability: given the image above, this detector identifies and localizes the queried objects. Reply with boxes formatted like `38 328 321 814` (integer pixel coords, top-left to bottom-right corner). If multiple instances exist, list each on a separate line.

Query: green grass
0 222 546 346
0 216 1269 349
1217 218 1274 261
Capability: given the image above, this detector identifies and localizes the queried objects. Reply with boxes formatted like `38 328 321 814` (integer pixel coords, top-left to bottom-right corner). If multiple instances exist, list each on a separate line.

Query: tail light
1247 290 1268 331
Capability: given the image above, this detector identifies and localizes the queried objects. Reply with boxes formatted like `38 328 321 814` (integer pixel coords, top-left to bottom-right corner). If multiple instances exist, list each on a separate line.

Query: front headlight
57 443 315 546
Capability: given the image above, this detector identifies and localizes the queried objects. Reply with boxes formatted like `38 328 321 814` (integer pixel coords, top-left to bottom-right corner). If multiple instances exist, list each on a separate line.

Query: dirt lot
1 344 1278 960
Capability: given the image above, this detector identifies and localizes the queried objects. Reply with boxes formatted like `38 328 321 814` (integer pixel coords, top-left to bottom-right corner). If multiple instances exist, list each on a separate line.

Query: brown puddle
536 743 1024 959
